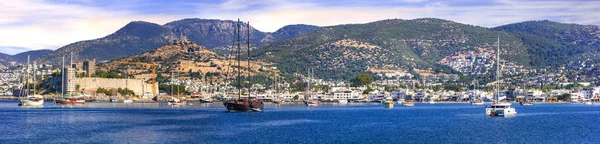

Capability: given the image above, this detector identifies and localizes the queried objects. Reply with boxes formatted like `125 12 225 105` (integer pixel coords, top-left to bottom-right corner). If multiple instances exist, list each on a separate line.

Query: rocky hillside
36 19 320 64
255 18 531 80
256 18 600 80
99 40 279 83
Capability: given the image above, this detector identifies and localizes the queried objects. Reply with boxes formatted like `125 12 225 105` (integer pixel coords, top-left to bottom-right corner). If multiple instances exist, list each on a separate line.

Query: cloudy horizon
1 0 599 55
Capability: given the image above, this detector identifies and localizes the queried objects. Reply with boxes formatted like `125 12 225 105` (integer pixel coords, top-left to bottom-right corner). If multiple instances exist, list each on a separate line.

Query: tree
293 95 299 100
352 74 374 87
363 87 375 94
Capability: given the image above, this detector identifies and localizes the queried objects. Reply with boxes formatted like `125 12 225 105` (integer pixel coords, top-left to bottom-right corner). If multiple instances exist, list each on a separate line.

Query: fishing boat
18 56 44 107
384 97 394 108
486 36 517 117
223 19 264 112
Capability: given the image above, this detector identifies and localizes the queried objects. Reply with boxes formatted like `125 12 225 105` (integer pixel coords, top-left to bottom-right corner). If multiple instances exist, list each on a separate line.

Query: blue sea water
0 101 599 144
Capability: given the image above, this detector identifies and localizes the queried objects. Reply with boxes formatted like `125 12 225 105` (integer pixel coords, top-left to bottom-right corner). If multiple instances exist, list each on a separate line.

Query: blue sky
1 0 599 55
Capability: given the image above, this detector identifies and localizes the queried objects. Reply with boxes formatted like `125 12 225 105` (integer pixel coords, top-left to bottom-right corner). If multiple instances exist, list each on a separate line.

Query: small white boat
337 99 348 104
428 100 436 104
471 99 485 105
123 99 134 104
520 101 533 106
584 99 593 105
168 97 186 105
19 95 45 106
403 101 414 107
304 100 318 107
486 103 517 117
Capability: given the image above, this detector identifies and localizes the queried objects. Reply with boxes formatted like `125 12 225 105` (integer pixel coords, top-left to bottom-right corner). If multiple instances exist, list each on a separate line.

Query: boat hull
384 102 394 108
55 99 85 105
19 99 44 106
224 100 263 112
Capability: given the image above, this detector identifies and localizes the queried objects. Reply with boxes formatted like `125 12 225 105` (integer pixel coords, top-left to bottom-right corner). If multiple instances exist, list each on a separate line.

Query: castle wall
75 77 158 96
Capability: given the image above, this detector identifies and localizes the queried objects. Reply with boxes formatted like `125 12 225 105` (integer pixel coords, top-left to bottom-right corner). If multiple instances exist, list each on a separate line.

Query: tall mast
25 55 30 96
62 57 64 98
247 21 251 98
33 59 36 95
171 72 173 97
496 36 500 104
237 19 241 100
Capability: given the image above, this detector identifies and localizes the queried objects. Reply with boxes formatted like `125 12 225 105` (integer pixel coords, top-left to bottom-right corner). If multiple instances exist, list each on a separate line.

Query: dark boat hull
55 99 85 105
224 100 263 112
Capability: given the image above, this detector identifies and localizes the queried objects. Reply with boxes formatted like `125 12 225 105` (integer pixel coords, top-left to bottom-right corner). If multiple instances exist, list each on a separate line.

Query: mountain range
0 50 52 68
5 18 598 81
34 18 320 64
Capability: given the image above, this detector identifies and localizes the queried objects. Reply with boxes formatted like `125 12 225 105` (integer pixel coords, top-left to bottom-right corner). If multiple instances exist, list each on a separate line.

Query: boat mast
61 57 64 98
247 21 251 99
496 36 500 104
25 55 30 96
33 59 36 95
235 18 242 99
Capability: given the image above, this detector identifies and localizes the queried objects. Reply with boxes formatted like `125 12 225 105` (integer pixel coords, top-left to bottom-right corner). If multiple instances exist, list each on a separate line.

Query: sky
1 0 599 55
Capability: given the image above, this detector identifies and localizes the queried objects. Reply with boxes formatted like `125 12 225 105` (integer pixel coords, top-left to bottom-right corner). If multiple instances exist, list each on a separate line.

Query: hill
98 39 279 83
0 49 53 67
36 19 320 64
493 20 600 66
254 18 533 80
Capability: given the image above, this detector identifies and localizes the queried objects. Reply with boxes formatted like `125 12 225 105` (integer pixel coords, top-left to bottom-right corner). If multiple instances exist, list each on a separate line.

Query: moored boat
55 97 85 105
224 98 264 112
304 100 318 107
486 103 517 117
403 100 414 107
19 95 44 106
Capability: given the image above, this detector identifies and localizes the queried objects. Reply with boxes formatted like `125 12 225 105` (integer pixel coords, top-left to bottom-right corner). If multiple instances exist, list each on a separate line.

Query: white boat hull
486 104 517 117
123 100 134 104
19 99 44 106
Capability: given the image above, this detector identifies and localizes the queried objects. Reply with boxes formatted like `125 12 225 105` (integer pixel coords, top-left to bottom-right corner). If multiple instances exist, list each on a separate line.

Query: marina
2 100 600 143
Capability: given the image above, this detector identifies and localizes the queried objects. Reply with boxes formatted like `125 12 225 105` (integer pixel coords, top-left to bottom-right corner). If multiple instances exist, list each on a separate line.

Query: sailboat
55 55 85 105
304 68 318 107
168 72 186 106
519 72 532 106
485 36 517 117
471 80 484 105
223 19 264 112
18 55 44 106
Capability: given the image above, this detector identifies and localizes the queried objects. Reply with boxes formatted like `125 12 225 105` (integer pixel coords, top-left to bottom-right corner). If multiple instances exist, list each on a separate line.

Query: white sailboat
485 36 517 117
19 55 44 107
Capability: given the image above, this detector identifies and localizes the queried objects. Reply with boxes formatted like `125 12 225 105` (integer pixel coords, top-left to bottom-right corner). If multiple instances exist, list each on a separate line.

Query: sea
1 101 599 144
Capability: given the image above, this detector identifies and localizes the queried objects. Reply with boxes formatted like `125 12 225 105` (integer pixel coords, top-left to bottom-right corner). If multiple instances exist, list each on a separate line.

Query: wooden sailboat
18 55 44 106
223 19 264 112
304 68 318 107
55 55 85 105
168 72 186 105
